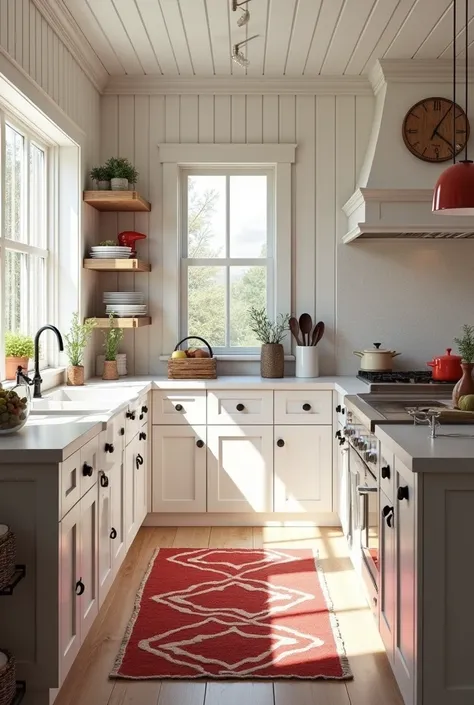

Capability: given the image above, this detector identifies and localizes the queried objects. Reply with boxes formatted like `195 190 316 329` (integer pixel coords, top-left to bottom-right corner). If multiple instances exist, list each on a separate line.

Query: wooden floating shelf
83 190 151 212
0 565 26 596
83 259 150 272
93 317 151 329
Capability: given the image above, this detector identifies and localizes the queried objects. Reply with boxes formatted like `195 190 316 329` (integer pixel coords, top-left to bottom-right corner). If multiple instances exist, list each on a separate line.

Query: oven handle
357 486 378 494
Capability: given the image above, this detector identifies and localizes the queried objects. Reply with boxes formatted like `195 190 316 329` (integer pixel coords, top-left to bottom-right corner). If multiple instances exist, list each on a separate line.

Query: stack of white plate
103 292 148 317
89 246 132 259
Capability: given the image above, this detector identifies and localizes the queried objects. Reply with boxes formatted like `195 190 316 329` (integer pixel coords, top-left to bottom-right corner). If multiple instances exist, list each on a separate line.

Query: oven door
350 446 379 590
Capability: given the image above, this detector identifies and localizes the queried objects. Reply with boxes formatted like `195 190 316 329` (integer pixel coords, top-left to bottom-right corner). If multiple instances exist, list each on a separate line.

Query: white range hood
343 60 474 242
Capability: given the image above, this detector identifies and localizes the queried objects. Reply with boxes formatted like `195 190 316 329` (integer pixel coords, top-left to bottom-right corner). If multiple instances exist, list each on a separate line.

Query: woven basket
0 526 15 591
260 343 284 378
168 337 217 380
0 650 15 705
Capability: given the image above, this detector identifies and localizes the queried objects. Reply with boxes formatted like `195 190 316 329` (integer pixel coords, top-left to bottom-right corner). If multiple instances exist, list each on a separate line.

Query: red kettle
118 231 146 257
427 348 462 382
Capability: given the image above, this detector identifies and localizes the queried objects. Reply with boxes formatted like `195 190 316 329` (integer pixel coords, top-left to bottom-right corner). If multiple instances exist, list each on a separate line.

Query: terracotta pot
102 360 119 381
452 362 474 407
67 365 84 386
5 357 29 381
260 343 284 379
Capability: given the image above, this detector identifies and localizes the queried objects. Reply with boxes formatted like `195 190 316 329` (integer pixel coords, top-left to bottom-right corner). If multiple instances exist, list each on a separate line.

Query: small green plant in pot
102 313 124 380
5 332 34 380
453 324 474 408
104 157 139 191
64 313 97 386
90 165 111 190
248 307 290 378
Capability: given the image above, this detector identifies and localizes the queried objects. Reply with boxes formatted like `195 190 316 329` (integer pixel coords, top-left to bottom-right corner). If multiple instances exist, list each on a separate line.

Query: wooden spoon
289 317 303 346
311 321 325 346
299 313 312 346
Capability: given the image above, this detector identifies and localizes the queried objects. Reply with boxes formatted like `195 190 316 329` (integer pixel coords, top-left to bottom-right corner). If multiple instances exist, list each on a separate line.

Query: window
181 169 273 353
0 112 49 369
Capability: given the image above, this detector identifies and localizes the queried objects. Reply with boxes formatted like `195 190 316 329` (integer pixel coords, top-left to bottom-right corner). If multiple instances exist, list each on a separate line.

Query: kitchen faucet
15 325 64 398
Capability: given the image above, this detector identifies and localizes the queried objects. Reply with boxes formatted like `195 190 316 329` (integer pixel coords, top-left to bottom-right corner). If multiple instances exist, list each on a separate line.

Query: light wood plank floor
55 527 403 705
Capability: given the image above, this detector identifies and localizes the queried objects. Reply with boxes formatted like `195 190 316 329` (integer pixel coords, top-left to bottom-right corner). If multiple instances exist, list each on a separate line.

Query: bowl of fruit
0 385 31 434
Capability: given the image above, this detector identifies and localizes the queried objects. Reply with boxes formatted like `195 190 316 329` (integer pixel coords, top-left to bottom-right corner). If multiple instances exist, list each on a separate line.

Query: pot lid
433 347 462 361
361 343 395 354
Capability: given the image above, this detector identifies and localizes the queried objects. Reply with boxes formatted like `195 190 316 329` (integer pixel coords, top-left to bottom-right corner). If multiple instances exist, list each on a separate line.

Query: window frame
180 167 275 355
0 106 57 378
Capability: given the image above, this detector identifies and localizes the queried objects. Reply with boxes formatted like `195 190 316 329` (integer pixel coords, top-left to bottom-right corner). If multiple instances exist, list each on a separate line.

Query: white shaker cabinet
152 425 207 512
110 461 126 571
274 425 333 512
207 426 273 512
124 432 148 548
337 436 350 536
98 468 114 606
135 430 148 528
379 488 396 664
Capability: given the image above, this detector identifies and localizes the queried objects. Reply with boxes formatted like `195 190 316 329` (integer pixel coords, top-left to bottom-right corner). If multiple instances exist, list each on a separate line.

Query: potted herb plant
453 324 474 407
89 165 111 190
63 313 97 386
102 313 124 380
104 157 139 191
248 307 290 378
5 332 34 380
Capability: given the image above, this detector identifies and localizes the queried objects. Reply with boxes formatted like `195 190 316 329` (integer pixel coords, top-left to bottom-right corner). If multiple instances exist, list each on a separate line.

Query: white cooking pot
353 343 401 371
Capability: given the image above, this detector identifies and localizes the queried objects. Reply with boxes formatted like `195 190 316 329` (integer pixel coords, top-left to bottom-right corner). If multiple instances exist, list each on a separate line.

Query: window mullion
0 111 5 377
225 175 230 348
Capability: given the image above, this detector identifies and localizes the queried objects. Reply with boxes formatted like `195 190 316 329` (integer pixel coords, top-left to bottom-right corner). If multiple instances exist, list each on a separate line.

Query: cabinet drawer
274 391 332 424
380 444 394 501
152 391 206 425
80 436 99 497
207 391 273 425
60 450 81 517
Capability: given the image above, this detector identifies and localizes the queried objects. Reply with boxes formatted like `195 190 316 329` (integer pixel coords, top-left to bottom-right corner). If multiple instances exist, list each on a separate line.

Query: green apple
171 350 187 359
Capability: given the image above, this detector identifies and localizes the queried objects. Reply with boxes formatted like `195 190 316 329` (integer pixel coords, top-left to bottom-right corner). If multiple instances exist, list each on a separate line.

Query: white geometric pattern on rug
166 548 299 579
138 617 325 676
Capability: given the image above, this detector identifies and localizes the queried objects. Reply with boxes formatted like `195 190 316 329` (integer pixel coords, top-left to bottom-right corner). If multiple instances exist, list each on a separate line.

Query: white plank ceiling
61 0 474 77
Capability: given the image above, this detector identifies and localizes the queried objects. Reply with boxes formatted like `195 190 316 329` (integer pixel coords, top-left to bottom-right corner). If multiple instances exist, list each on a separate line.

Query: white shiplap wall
99 92 374 375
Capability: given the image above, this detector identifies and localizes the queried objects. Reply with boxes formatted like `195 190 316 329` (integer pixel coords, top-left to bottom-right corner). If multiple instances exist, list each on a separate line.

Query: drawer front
152 391 207 426
380 444 394 501
60 450 81 517
80 436 99 497
274 391 332 424
207 391 273 425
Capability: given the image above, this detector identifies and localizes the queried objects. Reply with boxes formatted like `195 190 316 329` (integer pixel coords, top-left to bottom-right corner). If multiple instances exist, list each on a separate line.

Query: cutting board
429 408 474 422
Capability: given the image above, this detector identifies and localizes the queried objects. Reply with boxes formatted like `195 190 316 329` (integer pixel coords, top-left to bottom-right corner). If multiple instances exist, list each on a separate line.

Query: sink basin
30 400 116 415
46 388 131 403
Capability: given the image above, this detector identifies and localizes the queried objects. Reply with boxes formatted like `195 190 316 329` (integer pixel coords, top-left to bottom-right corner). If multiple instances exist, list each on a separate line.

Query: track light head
237 9 250 26
232 46 250 67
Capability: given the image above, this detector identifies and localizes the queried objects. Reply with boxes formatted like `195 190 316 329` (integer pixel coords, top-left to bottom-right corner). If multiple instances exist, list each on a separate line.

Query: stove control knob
343 427 351 437
366 451 377 464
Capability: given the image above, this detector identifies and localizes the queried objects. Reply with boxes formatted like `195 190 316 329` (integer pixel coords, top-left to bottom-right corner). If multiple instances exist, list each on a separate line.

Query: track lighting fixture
231 35 258 68
232 0 251 27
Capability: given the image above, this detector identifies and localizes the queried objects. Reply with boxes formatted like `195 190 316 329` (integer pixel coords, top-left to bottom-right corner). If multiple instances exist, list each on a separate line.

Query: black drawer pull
82 463 93 477
105 442 114 453
302 403 311 411
381 465 390 479
397 485 409 501
236 403 245 411
126 411 136 420
382 505 394 527
335 430 341 438
175 404 183 412
110 528 117 540
142 405 148 413
139 431 147 440
75 579 85 596
335 404 342 412
196 439 204 448
277 439 285 448
139 413 144 420
120 427 125 436
100 472 109 488
136 453 144 469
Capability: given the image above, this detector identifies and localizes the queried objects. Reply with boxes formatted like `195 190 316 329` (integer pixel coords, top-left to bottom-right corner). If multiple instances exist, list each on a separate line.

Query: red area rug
111 548 352 680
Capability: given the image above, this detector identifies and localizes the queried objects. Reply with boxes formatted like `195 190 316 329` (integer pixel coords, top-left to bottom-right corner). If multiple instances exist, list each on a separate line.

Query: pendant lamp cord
465 0 469 161
453 0 457 164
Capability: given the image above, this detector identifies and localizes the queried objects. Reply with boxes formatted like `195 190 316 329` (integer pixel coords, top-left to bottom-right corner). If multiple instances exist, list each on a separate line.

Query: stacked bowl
89 245 132 259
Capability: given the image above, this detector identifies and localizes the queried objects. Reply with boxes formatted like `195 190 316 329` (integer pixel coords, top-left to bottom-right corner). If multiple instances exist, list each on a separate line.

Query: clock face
402 97 470 163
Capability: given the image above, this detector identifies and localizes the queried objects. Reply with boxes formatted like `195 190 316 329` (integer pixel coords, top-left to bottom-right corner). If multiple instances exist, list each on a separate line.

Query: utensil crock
295 346 319 378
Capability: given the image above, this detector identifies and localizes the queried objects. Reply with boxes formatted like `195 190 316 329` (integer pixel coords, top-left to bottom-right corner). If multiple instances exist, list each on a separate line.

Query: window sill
1 366 66 390
160 355 295 362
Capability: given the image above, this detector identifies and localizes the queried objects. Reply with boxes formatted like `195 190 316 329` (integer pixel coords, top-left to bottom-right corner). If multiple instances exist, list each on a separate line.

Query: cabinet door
110 461 126 572
207 426 273 513
59 501 81 683
79 486 99 642
393 462 416 705
274 425 332 512
124 437 138 548
337 440 350 536
134 430 148 527
379 489 396 664
152 426 207 513
97 470 113 607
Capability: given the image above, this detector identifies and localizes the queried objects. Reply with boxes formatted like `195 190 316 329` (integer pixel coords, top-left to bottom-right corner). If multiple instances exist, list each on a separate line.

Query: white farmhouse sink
46 388 131 403
30 400 115 414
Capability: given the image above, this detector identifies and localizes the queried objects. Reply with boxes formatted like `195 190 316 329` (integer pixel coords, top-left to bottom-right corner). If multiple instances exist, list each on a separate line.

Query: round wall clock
402 97 470 163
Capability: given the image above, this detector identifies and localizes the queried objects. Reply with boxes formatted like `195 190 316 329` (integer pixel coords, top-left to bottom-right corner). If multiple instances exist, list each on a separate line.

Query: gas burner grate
357 370 450 384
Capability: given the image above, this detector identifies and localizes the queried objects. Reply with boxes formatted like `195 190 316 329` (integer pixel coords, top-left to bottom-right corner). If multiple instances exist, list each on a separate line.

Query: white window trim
160 143 295 357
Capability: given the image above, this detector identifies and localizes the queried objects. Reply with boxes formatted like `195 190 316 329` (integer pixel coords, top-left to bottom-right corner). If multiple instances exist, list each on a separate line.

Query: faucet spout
33 325 64 398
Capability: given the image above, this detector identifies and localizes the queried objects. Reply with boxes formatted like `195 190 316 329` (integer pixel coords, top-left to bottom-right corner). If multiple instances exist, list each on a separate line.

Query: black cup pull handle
100 472 109 488
381 465 391 479
82 463 93 477
75 579 85 596
110 528 117 540
302 403 311 411
136 453 144 469
382 504 394 527
277 439 285 448
175 404 183 412
196 439 204 448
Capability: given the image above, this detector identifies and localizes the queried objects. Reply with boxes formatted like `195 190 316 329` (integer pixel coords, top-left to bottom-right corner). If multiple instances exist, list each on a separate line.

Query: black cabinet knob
381 465 390 479
100 472 109 488
341 407 345 415
142 405 148 413
397 485 409 501
175 404 183 412
75 579 85 596
302 403 311 411
335 430 341 438
139 431 147 441
277 439 285 447
120 427 125 436
105 443 114 453
82 463 93 477
335 404 342 412
139 413 144 420
136 453 144 469
236 403 245 411
196 439 204 448
110 528 117 540
126 411 136 420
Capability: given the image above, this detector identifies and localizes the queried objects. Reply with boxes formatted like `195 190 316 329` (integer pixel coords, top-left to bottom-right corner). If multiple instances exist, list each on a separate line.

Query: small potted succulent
63 313 97 386
89 165 111 190
102 313 124 380
104 157 139 191
248 307 290 378
4 332 34 380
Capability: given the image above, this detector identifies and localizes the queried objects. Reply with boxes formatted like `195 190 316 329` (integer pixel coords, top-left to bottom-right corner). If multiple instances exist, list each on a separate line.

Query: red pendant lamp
433 0 474 215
